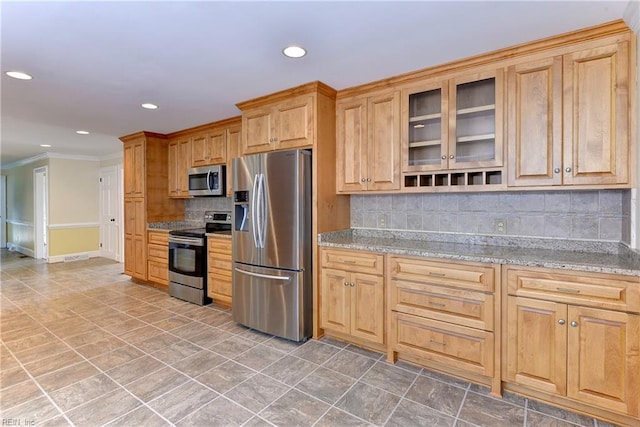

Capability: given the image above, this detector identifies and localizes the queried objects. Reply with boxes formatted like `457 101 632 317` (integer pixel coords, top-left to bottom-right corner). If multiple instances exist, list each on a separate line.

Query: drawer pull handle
428 302 446 307
428 272 446 277
343 260 356 264
429 340 445 346
557 287 580 294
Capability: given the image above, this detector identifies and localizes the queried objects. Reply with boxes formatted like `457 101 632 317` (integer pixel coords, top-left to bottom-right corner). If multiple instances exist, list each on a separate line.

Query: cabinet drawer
147 243 168 262
389 256 496 292
208 237 232 254
321 249 384 275
391 312 494 378
148 231 169 245
209 274 232 297
148 260 168 285
506 267 640 312
390 279 494 331
209 258 232 277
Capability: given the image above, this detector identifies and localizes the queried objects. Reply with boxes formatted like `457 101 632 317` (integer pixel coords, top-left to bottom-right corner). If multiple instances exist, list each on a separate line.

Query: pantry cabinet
168 136 191 198
320 248 385 346
508 38 631 188
121 132 184 282
505 266 640 419
207 236 232 306
336 90 401 192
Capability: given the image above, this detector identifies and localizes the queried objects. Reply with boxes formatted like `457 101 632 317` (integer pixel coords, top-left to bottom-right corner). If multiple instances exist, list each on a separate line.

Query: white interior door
34 167 48 259
99 166 122 261
0 175 6 248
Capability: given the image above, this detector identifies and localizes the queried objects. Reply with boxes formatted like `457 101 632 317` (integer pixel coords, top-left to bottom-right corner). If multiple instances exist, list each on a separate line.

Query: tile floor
0 250 619 427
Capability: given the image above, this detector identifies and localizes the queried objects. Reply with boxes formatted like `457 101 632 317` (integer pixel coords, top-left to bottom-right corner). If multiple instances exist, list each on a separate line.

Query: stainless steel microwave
188 165 225 196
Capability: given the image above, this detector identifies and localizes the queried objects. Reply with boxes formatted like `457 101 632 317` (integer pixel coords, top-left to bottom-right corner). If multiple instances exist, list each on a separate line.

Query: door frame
0 175 6 248
99 165 124 262
34 166 48 260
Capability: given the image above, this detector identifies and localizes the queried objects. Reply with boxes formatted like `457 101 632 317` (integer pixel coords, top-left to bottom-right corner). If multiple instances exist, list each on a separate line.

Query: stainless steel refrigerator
232 149 312 342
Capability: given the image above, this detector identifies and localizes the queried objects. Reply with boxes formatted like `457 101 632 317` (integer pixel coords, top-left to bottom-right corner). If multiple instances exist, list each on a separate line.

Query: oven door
168 236 206 283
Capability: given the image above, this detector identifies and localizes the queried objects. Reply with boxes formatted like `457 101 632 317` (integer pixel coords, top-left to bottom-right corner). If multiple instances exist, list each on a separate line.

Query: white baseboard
48 251 100 264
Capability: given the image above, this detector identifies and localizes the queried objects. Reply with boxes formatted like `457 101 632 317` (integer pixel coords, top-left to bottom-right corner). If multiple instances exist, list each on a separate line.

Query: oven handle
234 267 291 282
168 236 204 246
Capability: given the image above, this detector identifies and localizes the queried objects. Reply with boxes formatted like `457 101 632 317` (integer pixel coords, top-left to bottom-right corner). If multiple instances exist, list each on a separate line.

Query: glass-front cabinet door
448 70 503 169
403 81 448 172
402 69 503 173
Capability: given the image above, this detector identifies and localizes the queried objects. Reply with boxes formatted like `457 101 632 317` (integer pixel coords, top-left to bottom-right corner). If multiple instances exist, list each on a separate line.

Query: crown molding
2 152 101 170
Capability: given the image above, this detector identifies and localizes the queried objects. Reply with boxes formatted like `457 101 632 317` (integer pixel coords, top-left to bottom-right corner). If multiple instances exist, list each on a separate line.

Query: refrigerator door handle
251 174 259 248
256 173 266 248
234 267 291 282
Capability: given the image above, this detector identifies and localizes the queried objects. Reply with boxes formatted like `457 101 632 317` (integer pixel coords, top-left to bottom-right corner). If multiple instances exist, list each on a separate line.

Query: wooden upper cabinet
124 139 145 197
563 40 630 186
192 129 227 167
168 137 191 198
336 90 400 192
508 38 631 188
507 56 563 187
241 95 313 155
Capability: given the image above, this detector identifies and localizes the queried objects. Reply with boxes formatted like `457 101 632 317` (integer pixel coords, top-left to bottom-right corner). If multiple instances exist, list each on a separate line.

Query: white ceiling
0 1 633 168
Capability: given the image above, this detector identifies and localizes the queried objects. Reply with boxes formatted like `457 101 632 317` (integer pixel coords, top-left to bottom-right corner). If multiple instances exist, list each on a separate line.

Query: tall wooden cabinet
120 132 184 282
336 90 401 193
507 36 631 188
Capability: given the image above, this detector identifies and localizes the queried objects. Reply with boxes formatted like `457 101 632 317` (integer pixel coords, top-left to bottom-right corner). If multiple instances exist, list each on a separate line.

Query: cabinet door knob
361 178 366 182
343 282 349 286
570 321 578 327
558 319 566 325
350 282 355 287
554 168 561 174
449 155 454 159
565 167 572 173
441 155 447 160
367 178 371 182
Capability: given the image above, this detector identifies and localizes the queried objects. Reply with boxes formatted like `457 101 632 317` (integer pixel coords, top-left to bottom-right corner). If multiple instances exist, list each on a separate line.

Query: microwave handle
206 170 212 193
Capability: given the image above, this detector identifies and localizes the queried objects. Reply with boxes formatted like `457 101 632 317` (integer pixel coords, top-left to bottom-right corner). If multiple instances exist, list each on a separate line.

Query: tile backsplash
185 197 233 221
350 190 632 244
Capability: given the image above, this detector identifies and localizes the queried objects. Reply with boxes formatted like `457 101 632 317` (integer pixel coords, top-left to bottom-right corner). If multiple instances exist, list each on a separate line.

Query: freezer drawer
232 263 311 342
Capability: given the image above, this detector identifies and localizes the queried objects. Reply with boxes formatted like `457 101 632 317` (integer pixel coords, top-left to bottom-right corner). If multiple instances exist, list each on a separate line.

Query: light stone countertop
318 229 640 277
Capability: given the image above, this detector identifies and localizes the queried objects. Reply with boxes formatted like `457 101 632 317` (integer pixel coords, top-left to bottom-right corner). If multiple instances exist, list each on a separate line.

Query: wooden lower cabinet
146 231 169 288
504 266 640 424
386 255 500 394
207 236 232 306
319 248 385 347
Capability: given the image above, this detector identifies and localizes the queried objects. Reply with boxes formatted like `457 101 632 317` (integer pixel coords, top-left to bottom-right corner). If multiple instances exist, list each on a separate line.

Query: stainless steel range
168 211 231 305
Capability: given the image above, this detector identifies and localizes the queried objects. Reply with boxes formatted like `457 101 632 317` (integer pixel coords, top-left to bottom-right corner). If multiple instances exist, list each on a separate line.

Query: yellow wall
48 227 99 256
49 158 99 224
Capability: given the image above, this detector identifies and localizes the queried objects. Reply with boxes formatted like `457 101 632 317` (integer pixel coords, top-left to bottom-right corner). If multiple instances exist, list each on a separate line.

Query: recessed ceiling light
283 46 306 58
40 144 51 148
141 103 159 110
76 130 90 135
6 71 33 80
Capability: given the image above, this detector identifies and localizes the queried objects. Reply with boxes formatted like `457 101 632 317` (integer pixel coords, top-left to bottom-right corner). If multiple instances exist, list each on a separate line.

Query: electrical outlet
495 219 507 235
378 214 387 228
